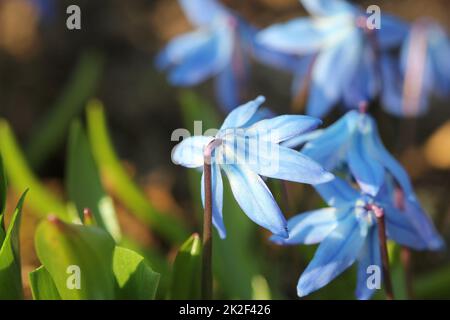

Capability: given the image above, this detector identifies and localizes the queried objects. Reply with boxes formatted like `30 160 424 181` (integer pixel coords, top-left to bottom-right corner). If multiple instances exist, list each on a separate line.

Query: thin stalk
202 139 222 300
371 205 395 300
395 188 414 299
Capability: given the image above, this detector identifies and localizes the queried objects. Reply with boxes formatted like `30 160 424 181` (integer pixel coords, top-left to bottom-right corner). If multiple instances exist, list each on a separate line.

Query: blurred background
0 0 449 299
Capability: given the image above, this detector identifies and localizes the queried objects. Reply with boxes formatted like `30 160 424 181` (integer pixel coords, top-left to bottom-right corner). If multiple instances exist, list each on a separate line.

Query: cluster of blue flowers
163 0 448 299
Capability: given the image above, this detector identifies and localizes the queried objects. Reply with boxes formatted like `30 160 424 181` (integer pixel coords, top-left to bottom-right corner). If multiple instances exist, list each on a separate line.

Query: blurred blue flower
172 96 333 238
382 19 450 117
156 0 299 111
271 177 437 299
284 110 444 249
257 0 408 117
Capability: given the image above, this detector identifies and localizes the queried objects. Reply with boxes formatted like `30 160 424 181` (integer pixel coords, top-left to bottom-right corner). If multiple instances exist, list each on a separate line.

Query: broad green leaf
86 99 188 244
168 233 202 299
179 92 261 299
0 191 28 300
119 237 170 299
66 120 121 241
34 217 116 299
0 154 6 246
251 275 271 300
0 120 75 221
26 51 104 168
113 246 160 299
29 266 61 300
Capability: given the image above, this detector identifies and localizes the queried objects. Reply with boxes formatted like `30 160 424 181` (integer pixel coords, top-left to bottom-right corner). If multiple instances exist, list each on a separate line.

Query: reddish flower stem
369 204 395 300
201 139 222 300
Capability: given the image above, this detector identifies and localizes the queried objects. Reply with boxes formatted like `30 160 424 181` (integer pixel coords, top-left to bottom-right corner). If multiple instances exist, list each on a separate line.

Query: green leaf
0 191 28 300
168 233 202 299
66 120 121 241
29 266 61 300
118 237 170 299
86 99 189 244
0 120 74 221
113 246 160 300
34 217 116 299
0 154 7 246
26 51 104 168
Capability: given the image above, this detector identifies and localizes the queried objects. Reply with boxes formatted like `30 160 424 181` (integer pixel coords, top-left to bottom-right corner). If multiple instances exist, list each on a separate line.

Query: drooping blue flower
284 109 444 250
156 0 299 111
382 19 450 117
172 96 334 238
257 0 408 117
271 177 434 299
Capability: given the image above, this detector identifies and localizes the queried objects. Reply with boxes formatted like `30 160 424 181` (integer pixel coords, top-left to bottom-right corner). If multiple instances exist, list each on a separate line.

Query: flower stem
202 160 213 300
372 205 395 300
201 139 221 300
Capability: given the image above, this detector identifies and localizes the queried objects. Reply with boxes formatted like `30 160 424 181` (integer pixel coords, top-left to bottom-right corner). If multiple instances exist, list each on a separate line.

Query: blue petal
271 207 349 245
155 30 212 71
399 26 433 116
300 0 355 17
242 108 276 128
427 23 450 96
347 126 385 196
223 137 334 184
382 203 428 250
302 110 359 170
401 199 444 250
281 129 324 149
314 177 360 207
256 18 330 54
245 115 322 143
355 227 381 300
172 136 214 168
178 0 227 27
297 215 367 297
163 24 233 86
222 164 288 238
291 55 315 99
377 14 409 49
306 32 362 118
380 54 404 116
214 50 248 112
201 164 226 239
343 44 377 109
365 116 415 196
220 96 266 130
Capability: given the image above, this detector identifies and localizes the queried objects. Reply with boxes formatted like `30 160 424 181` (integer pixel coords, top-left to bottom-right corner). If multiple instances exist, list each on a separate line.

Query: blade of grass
26 50 104 168
86 99 189 244
0 120 75 221
29 266 61 300
66 120 121 241
0 191 28 299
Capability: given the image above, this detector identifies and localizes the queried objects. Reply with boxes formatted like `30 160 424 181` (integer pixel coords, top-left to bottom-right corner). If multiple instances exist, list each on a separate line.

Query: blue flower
382 19 450 117
156 0 299 111
156 0 254 111
172 96 334 238
284 110 444 250
271 177 433 299
257 0 408 117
